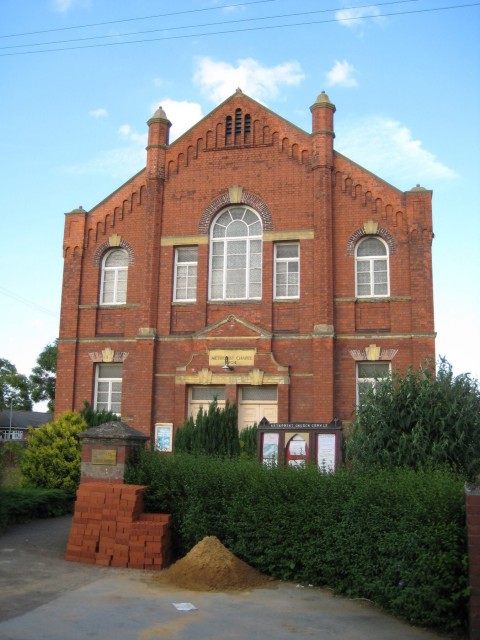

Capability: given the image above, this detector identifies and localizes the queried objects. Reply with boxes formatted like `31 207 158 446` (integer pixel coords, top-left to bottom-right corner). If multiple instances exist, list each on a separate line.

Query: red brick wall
56 92 435 438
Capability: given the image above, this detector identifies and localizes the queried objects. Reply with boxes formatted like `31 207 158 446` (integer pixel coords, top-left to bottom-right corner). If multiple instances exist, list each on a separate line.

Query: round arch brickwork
346 226 397 256
198 190 273 234
93 239 135 266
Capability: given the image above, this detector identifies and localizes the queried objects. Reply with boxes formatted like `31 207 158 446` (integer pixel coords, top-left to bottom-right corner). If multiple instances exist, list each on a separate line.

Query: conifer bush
174 400 240 457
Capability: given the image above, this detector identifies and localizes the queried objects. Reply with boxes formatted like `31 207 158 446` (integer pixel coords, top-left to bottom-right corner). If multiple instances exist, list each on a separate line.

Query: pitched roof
0 411 53 429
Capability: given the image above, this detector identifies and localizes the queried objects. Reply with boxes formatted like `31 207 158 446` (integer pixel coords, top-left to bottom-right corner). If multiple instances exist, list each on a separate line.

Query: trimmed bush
0 488 74 533
126 452 467 634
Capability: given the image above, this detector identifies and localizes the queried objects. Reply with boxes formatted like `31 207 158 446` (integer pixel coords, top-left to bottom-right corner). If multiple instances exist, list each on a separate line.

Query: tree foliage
79 401 120 427
21 411 87 494
29 341 57 412
239 422 258 458
346 358 480 479
174 399 240 457
0 358 32 410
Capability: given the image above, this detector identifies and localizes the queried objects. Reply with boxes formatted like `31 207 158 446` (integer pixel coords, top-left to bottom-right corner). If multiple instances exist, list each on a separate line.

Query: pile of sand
155 536 272 591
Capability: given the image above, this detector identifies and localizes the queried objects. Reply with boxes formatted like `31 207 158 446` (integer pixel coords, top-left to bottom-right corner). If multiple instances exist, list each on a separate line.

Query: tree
174 399 240 457
21 411 87 494
29 341 57 412
79 401 120 427
346 358 480 479
0 358 32 411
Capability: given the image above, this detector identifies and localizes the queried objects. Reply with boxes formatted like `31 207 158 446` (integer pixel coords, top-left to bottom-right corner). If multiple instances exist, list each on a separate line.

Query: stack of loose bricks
65 482 171 569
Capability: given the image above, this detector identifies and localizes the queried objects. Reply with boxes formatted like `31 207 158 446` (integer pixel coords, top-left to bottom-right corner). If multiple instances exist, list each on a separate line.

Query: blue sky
1 0 479 408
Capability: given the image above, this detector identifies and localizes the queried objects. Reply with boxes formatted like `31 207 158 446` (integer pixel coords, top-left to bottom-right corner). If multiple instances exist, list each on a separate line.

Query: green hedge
126 452 468 634
0 488 74 533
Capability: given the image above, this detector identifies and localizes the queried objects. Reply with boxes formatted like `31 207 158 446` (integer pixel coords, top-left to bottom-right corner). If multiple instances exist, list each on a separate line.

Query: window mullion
245 234 250 299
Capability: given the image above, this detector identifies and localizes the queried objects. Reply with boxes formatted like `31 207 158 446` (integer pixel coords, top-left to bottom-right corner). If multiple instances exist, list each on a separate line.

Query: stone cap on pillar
78 422 148 483
79 421 148 446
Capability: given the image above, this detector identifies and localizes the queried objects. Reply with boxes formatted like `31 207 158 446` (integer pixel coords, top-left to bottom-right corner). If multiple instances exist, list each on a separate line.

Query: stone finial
235 87 243 94
310 90 336 114
316 90 332 104
152 105 167 119
66 206 87 215
409 184 427 192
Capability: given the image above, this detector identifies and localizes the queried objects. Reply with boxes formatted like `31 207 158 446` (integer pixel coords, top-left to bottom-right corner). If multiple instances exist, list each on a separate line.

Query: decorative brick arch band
346 225 397 256
93 235 135 266
198 188 273 234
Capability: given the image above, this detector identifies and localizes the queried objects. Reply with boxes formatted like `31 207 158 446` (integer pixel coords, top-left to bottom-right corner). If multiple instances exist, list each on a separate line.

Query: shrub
0 441 25 488
80 401 120 427
346 358 480 479
126 451 467 634
0 488 73 533
174 400 240 457
239 423 257 458
20 411 87 494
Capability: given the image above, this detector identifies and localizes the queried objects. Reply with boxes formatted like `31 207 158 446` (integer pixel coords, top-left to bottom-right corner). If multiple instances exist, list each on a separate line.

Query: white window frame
173 246 198 302
274 242 300 300
100 248 128 306
209 206 262 301
355 237 389 298
94 363 123 415
356 362 390 406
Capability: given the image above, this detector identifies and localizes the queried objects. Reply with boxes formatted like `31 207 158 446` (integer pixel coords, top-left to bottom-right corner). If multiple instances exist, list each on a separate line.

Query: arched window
100 248 128 305
209 206 262 300
355 237 389 297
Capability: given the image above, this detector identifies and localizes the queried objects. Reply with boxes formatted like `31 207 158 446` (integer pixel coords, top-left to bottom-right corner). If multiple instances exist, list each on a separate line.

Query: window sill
79 303 140 309
207 300 262 305
273 298 300 304
334 296 411 303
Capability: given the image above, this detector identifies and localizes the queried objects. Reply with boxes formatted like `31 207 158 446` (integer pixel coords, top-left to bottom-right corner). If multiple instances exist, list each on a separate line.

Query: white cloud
64 146 145 180
64 125 147 179
150 100 203 142
118 124 147 145
193 56 305 104
89 108 108 118
326 60 358 88
335 5 385 30
336 116 457 187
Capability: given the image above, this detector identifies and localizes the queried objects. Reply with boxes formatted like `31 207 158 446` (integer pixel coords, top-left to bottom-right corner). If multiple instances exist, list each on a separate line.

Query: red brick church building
55 89 435 451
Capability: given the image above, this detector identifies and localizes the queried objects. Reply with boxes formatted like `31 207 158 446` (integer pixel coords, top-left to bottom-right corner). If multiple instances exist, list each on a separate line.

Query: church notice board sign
257 419 343 471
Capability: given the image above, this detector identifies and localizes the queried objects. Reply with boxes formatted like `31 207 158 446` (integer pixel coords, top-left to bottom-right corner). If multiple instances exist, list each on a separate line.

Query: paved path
0 516 447 640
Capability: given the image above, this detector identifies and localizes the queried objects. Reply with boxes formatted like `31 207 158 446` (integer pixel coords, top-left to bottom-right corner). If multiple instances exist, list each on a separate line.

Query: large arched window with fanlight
209 206 262 300
100 248 128 305
355 236 389 297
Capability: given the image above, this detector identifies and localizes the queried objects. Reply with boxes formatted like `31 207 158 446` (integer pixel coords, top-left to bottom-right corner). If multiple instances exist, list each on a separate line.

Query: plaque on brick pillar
78 421 148 484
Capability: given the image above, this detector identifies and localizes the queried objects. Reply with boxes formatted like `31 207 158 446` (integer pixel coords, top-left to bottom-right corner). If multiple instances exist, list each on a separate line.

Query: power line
0 0 278 39
0 286 59 318
0 0 419 51
1 2 478 57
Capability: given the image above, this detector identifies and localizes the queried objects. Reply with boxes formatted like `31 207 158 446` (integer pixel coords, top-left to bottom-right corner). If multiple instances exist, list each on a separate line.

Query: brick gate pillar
465 483 480 639
65 421 171 569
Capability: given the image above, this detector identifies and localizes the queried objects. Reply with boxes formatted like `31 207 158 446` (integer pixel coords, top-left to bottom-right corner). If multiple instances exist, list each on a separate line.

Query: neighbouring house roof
0 411 53 430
